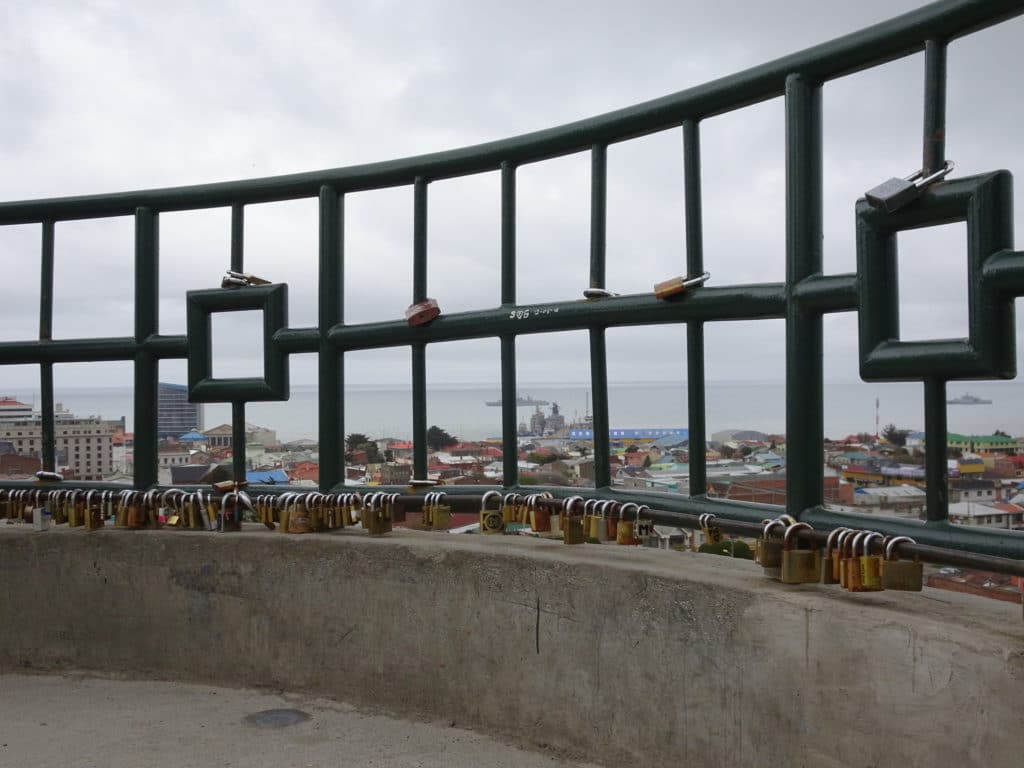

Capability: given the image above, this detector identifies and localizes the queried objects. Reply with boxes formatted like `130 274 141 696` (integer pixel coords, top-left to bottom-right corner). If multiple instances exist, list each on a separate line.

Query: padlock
634 505 654 543
858 532 884 592
843 531 869 592
699 513 723 546
67 490 82 527
287 493 312 534
880 536 923 592
589 500 609 542
616 503 639 545
759 520 787 579
582 499 597 540
780 522 820 584
653 271 711 300
433 492 452 531
515 495 531 525
480 490 504 534
526 494 550 532
502 493 520 527
562 496 586 545
821 527 850 585
864 160 954 213
364 493 394 536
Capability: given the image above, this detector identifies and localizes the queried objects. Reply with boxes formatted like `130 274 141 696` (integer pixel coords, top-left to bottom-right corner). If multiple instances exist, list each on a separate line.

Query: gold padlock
858 531 884 592
502 493 520 527
480 490 504 534
759 519 787 579
843 531 868 592
433 492 452 531
880 535 923 592
821 527 850 585
616 503 639 545
780 522 820 584
528 494 551 532
562 496 586 545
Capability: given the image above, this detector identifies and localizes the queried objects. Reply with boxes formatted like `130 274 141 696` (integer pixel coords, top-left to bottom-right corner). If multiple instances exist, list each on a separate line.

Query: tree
528 451 559 465
994 429 1010 437
642 455 652 468
881 423 908 447
719 445 736 459
345 432 380 463
426 425 458 451
625 444 640 453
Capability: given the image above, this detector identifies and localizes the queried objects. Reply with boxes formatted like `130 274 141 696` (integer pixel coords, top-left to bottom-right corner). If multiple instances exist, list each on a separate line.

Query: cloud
0 0 1021 413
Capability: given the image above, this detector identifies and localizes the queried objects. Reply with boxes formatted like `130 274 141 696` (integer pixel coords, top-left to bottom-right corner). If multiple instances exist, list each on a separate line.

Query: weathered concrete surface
1 524 1022 767
0 673 598 767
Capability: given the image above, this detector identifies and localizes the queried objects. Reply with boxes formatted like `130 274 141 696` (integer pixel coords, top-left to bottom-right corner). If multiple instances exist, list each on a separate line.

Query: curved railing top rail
1 0 1022 223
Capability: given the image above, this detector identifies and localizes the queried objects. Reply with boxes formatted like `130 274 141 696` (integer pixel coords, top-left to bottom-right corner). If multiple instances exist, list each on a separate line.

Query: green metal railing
2 0 1024 560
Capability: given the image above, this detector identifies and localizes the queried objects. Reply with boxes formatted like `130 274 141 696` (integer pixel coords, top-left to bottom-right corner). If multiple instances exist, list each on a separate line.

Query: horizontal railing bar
0 2 1019 224
326 286 787 350
791 273 859 312
0 337 137 364
274 327 320 353
142 335 189 357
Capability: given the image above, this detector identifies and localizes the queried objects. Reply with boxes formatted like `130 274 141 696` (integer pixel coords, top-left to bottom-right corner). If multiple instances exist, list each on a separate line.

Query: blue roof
570 428 688 440
178 430 206 441
246 469 289 484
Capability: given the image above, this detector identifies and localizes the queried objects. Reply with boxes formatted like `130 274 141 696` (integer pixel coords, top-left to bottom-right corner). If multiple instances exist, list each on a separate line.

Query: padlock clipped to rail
864 160 954 213
880 535 923 592
479 490 504 534
562 496 586 545
654 271 710 300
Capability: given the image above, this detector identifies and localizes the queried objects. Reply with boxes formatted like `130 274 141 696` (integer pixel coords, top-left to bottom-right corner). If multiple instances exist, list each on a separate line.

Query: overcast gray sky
1 0 1022 397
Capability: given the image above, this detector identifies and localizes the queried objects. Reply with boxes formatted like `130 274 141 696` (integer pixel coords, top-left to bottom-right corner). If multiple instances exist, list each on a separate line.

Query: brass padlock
480 490 504 534
363 493 394 536
759 519 787 579
287 493 312 534
616 503 639 545
699 513 723 546
68 490 83 527
821 527 850 585
502 493 520 527
528 494 551 532
880 536 923 592
433 492 452 531
589 500 609 542
563 496 586 545
858 532 884 592
634 505 654 544
780 522 820 584
843 531 869 592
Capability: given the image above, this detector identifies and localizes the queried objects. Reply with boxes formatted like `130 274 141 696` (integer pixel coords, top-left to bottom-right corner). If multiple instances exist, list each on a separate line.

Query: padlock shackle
825 526 850 554
763 519 786 539
884 535 916 561
783 522 812 549
481 490 502 511
861 531 883 558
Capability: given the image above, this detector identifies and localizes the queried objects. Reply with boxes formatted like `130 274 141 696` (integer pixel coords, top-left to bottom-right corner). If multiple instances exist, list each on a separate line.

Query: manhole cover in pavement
244 708 311 728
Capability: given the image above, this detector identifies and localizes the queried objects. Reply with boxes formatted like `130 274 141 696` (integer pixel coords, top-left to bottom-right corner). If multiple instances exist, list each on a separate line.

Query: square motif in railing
185 284 289 402
855 170 1016 382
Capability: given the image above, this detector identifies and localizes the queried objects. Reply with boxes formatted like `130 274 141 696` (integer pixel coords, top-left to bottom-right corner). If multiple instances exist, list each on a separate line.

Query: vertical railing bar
923 377 949 522
589 143 610 488
783 74 824 518
412 177 428 479
133 206 159 488
318 185 344 491
231 401 246 484
682 120 707 497
922 39 948 177
500 161 519 486
230 203 244 273
589 329 611 489
39 221 56 472
589 143 608 289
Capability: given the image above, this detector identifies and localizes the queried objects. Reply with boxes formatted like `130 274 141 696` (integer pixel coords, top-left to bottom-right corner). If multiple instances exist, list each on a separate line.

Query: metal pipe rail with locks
5 486 1023 580
2 1 1024 565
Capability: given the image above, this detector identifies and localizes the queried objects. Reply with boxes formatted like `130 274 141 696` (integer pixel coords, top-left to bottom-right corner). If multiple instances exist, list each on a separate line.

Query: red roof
0 399 29 406
391 442 413 450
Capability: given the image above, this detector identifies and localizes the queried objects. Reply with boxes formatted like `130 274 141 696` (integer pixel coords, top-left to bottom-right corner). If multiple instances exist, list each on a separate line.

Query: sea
7 379 1024 444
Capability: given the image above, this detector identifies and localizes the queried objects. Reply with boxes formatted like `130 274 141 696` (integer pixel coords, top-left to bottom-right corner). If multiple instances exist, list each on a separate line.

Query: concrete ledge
2 525 1022 767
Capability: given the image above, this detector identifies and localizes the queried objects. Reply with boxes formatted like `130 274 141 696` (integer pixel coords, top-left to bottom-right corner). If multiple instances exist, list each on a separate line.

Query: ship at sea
947 392 992 405
485 393 550 407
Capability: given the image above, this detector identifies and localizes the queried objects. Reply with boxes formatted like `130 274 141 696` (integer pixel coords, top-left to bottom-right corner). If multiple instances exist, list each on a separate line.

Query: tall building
0 417 114 481
0 397 34 422
158 382 203 438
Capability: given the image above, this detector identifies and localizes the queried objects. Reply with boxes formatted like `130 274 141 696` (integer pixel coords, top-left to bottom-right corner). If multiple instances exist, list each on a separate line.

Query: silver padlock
864 160 954 213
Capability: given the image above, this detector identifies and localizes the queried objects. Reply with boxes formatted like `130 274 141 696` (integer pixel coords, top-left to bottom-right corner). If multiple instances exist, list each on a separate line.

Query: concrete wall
1 525 1022 767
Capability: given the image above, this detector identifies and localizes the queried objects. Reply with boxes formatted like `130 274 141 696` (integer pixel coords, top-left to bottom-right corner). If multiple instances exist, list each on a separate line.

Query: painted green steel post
318 185 344 491
500 162 518 487
232 401 246 483
922 39 947 176
590 329 611 489
231 203 244 273
784 74 824 518
924 377 950 521
590 144 607 289
133 207 159 489
39 221 55 472
412 177 428 480
683 120 707 497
